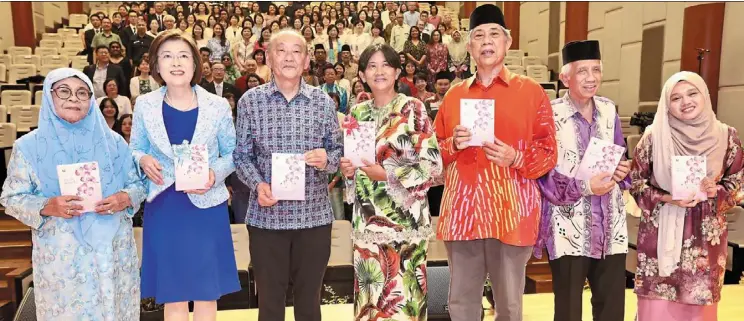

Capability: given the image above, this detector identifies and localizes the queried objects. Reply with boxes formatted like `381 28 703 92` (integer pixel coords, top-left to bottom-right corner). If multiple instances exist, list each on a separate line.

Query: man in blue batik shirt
233 29 342 321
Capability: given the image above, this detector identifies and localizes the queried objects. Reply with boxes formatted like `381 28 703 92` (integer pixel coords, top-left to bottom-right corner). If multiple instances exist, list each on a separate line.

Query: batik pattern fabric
630 127 744 306
345 94 442 320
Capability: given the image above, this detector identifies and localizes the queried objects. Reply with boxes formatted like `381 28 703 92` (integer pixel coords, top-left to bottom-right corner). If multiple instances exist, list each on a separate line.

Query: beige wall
0 2 15 53
717 2 744 134
519 2 550 64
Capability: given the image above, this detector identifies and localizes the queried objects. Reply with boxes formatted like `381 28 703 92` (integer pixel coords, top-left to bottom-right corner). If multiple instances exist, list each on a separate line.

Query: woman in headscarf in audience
630 71 744 321
0 68 146 320
115 114 133 144
100 97 120 129
97 78 132 116
447 30 470 80
339 43 442 321
130 58 160 104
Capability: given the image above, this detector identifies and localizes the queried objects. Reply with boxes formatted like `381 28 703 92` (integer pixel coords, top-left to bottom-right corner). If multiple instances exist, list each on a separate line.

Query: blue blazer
130 85 236 208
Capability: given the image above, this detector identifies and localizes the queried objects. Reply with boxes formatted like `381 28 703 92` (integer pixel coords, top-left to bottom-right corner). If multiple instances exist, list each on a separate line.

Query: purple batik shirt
537 108 630 260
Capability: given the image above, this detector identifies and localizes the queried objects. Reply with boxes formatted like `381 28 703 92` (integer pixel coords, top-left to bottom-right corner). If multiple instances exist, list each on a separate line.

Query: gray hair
559 61 604 79
267 28 308 54
163 15 175 23
467 25 512 47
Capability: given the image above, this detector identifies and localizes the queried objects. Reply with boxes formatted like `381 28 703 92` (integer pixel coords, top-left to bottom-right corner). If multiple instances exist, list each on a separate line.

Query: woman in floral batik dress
629 71 744 321
340 43 442 321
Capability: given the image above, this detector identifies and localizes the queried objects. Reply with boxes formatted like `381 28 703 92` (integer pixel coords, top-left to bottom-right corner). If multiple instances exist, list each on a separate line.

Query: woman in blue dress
130 30 240 321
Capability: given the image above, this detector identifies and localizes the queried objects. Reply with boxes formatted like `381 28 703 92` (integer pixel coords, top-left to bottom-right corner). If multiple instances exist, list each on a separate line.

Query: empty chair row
506 65 550 82
0 58 87 83
504 55 544 67
0 105 40 132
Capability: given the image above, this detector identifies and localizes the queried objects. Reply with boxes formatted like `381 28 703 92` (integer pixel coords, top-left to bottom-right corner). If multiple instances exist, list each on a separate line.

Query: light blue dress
0 68 147 320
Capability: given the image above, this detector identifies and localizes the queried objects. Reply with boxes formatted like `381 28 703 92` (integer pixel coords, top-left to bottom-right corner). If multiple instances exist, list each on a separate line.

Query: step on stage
208 286 744 320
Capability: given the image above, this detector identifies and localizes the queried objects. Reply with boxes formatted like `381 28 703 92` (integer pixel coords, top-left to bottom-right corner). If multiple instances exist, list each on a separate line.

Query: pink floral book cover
672 156 707 201
575 137 626 181
343 119 376 168
460 98 494 146
56 161 103 213
271 153 306 201
174 143 209 191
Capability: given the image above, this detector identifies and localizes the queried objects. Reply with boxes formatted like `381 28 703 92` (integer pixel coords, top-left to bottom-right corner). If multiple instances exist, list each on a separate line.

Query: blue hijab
16 68 133 247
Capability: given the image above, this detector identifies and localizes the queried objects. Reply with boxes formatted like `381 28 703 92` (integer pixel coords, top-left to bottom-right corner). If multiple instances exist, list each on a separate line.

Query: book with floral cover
575 137 626 181
460 98 495 146
174 143 209 191
57 161 103 212
672 155 707 201
271 153 306 200
343 120 376 167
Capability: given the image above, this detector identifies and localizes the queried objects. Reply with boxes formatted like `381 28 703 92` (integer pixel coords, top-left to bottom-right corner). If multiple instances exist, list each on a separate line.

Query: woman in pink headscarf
629 71 744 321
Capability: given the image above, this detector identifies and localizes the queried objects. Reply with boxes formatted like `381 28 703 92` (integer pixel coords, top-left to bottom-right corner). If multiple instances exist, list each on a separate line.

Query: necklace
165 88 197 110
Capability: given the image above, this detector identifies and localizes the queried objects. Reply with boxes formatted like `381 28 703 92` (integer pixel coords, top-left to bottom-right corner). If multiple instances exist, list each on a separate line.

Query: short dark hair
148 30 203 86
99 97 119 120
358 44 402 92
323 64 336 74
199 47 211 54
102 78 120 93
95 45 110 53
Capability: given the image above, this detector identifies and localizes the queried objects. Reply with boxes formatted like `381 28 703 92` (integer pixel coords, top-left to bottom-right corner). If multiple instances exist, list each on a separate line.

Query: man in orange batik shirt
433 4 557 321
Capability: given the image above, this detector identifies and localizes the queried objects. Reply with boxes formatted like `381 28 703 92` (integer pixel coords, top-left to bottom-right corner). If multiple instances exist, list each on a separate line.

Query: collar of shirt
266 78 313 100
96 63 109 70
466 66 511 90
564 94 602 121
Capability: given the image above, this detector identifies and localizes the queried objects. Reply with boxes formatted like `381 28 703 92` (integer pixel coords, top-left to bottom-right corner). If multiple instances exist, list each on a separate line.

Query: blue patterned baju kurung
0 68 147 321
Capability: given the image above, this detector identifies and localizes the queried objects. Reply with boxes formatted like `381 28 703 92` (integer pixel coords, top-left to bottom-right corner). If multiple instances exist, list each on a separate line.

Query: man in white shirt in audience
391 14 410 53
419 11 435 35
404 2 420 27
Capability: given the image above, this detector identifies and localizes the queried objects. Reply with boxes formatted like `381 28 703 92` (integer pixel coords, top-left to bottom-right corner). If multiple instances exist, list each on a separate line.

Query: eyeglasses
158 52 193 63
51 87 92 101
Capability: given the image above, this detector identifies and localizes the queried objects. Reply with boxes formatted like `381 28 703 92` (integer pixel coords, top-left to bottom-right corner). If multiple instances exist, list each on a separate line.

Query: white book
672 156 707 201
271 153 306 201
575 137 626 181
460 98 495 146
344 121 376 168
174 144 209 191
57 161 103 213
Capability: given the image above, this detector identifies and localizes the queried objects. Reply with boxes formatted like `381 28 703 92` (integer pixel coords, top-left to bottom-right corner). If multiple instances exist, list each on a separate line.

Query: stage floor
208 286 744 320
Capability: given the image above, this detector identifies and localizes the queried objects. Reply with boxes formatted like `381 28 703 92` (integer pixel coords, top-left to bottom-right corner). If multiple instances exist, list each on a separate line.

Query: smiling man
233 29 342 321
535 40 630 321
433 4 557 321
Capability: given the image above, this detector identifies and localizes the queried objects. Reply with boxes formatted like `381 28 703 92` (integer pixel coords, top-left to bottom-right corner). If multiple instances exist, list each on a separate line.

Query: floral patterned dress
344 94 442 321
425 43 448 84
629 127 744 306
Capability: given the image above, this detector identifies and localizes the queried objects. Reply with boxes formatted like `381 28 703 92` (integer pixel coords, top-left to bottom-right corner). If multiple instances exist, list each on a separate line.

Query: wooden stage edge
207 286 744 321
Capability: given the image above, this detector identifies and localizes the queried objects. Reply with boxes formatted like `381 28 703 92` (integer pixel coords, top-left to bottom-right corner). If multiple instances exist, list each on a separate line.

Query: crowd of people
75 0 468 146
0 2 741 321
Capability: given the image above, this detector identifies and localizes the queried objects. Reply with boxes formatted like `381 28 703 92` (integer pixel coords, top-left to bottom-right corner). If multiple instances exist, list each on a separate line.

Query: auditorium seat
40 65 64 77
7 47 32 57
0 64 6 83
68 14 89 28
619 116 639 135
34 90 42 105
60 48 81 59
545 89 557 100
428 217 447 263
0 122 15 166
133 227 143 267
12 55 40 71
507 65 526 76
36 47 59 57
8 64 36 84
40 40 64 51
507 49 524 58
0 105 5 119
9 105 40 132
522 56 542 67
56 28 77 38
42 33 63 42
1 90 32 107
527 65 549 82
504 56 522 66
64 40 84 51
558 89 568 98
70 56 88 70
626 134 642 159
42 55 68 67
0 54 11 66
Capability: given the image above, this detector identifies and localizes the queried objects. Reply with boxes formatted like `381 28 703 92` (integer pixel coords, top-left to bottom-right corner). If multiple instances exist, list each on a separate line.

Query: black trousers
549 254 626 321
248 224 332 321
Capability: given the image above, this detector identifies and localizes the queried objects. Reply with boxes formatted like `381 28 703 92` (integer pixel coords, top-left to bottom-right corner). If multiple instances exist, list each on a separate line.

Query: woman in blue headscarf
0 68 147 320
